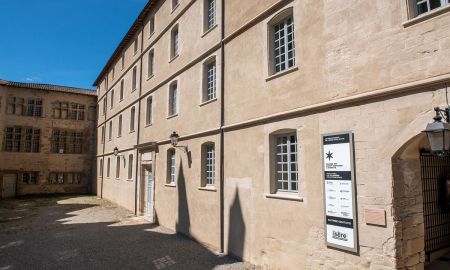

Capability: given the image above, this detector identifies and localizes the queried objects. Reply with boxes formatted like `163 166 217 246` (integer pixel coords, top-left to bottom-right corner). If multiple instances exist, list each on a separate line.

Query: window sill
201 24 218 38
145 123 153 128
198 186 217 192
147 74 154 81
129 130 136 134
199 98 217 107
127 179 133 182
131 88 137 93
117 135 122 138
119 99 124 103
148 32 155 39
169 54 179 63
165 183 176 188
266 66 299 82
167 113 178 120
403 5 450 27
265 193 303 202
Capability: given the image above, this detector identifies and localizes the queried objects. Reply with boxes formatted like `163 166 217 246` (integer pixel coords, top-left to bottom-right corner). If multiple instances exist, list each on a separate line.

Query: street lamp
113 147 126 165
170 131 180 147
423 107 450 157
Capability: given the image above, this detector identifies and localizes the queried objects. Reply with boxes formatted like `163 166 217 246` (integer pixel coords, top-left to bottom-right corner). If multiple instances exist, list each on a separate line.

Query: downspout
135 22 145 215
219 0 225 254
101 94 106 198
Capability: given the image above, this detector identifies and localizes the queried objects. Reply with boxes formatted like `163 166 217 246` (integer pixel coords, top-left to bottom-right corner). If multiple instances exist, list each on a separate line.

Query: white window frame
167 149 176 184
274 133 298 193
168 82 178 116
171 26 179 59
204 60 216 102
204 144 215 186
204 0 216 31
413 0 449 16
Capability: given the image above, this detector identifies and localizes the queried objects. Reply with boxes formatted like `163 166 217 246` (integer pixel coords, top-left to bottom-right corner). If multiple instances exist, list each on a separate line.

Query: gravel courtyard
0 195 259 270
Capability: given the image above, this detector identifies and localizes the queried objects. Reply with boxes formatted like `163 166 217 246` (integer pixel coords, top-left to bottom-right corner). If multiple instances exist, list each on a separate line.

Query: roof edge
93 0 156 87
0 79 97 96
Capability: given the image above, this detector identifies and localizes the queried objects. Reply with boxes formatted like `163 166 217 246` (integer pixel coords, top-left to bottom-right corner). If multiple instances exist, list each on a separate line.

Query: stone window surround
403 0 450 26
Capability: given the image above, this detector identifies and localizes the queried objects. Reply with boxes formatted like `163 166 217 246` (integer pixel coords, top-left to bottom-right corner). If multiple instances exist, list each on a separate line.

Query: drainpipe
101 94 106 198
219 0 226 254
135 22 145 215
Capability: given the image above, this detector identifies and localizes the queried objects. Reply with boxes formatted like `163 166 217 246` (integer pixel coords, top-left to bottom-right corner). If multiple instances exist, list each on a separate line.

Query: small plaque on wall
364 208 386 227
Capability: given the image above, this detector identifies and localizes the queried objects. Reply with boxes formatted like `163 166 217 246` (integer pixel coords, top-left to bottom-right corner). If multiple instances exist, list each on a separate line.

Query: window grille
414 0 449 16
275 134 298 192
205 145 215 185
273 17 295 73
207 0 216 29
22 172 38 184
168 150 176 183
206 62 216 101
169 83 177 116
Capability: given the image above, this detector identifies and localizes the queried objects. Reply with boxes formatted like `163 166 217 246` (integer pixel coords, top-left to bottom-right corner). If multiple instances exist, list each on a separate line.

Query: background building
0 80 97 198
94 1 450 269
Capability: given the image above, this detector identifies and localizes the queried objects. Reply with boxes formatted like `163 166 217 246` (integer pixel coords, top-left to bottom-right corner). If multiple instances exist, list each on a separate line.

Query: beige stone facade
95 1 450 269
0 80 97 198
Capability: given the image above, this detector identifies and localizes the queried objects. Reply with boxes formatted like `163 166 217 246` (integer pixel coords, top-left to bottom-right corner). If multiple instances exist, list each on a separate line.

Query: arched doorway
392 134 450 269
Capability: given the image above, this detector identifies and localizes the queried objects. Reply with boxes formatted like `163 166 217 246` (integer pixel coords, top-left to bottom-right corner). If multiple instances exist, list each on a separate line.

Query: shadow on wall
227 186 246 259
176 160 190 235
0 195 242 270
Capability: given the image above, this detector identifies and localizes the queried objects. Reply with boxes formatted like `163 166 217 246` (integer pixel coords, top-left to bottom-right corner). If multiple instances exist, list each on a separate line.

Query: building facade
94 1 450 269
0 80 97 198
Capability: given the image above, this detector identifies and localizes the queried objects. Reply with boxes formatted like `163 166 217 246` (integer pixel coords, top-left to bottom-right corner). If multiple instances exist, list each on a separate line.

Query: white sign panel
322 132 358 253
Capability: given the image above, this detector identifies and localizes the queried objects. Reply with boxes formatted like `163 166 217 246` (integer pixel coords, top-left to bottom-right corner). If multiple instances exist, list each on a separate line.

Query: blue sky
0 0 148 89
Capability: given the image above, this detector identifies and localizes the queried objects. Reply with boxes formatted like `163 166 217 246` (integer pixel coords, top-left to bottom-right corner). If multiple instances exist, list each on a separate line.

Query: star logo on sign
326 151 333 160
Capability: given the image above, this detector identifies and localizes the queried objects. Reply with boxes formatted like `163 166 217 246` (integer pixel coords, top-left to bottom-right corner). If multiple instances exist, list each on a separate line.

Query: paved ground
0 195 259 270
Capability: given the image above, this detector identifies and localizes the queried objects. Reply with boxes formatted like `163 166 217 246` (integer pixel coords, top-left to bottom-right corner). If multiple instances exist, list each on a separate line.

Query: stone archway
392 134 428 269
392 133 450 269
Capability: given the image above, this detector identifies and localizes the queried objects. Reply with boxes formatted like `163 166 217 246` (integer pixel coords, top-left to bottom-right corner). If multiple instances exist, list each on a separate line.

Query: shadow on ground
0 195 256 270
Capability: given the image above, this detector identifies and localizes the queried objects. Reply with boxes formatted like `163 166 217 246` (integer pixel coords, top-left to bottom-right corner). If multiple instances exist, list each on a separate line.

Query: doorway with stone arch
392 133 450 269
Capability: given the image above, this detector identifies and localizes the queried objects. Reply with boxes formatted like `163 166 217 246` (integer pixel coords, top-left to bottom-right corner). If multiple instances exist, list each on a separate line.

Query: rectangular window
121 55 125 70
130 107 136 132
205 62 216 101
53 102 69 119
134 38 138 54
109 121 112 140
99 159 104 177
171 27 179 58
110 90 114 109
103 98 107 115
107 158 111 178
69 103 85 120
120 80 124 101
101 126 105 144
52 129 83 154
207 0 216 29
24 128 40 153
118 115 122 137
22 172 38 184
146 97 153 125
4 127 22 152
169 83 177 116
148 51 154 78
132 66 137 90
116 156 121 178
27 99 42 117
414 0 449 16
168 150 176 184
205 145 215 186
172 0 179 10
275 134 298 193
6 97 24 115
273 16 295 74
149 16 155 35
112 67 115 81
128 154 134 179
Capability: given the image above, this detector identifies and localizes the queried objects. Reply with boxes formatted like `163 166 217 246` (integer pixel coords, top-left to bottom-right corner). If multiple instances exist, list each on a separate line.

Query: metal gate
420 153 450 258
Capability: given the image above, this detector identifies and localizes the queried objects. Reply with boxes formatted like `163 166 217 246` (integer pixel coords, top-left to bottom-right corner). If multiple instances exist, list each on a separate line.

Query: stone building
94 0 450 269
0 80 97 198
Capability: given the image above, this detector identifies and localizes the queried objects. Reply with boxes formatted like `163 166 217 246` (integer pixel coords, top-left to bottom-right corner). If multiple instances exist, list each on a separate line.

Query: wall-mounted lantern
113 147 126 166
423 107 450 157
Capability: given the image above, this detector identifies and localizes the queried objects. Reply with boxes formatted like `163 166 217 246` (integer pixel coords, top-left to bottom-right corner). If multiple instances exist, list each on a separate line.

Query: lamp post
423 107 450 157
